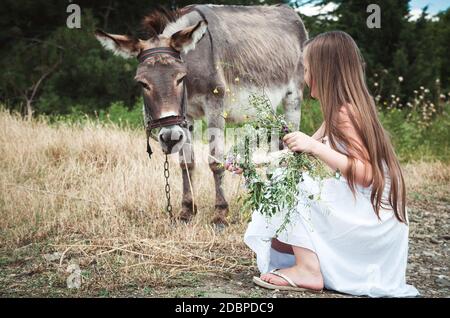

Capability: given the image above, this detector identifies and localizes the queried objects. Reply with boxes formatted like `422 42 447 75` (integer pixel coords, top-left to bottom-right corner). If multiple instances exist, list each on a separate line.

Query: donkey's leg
177 124 198 222
205 97 229 227
210 160 228 227
283 57 305 131
282 84 302 131
279 81 303 150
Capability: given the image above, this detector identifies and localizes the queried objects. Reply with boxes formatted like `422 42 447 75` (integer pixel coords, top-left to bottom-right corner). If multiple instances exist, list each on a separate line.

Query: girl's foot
260 265 324 291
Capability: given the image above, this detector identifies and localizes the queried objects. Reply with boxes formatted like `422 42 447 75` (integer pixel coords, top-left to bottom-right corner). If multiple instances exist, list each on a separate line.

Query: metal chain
163 154 173 219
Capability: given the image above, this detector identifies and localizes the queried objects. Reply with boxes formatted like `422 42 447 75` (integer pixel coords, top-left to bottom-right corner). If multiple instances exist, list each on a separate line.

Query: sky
410 0 449 14
291 0 449 20
409 0 449 20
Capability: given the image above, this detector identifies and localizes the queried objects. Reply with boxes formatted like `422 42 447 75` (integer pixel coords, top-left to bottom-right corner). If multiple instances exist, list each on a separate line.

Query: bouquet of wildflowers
223 93 330 234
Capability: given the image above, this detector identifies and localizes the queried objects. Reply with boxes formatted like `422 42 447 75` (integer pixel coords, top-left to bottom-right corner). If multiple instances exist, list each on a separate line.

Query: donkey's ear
170 20 207 54
95 30 141 58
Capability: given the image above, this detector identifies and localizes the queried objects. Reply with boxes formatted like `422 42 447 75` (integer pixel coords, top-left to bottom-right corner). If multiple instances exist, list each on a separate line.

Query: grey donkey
95 3 308 226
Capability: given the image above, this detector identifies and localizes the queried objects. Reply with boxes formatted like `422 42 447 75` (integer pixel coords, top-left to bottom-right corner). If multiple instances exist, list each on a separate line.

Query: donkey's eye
176 75 186 86
138 81 151 90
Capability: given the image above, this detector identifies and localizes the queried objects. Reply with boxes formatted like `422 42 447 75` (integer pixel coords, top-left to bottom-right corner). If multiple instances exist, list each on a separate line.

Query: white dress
244 138 420 298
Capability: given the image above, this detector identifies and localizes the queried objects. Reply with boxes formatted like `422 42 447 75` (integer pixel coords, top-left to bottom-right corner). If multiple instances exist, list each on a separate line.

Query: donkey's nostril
159 129 184 154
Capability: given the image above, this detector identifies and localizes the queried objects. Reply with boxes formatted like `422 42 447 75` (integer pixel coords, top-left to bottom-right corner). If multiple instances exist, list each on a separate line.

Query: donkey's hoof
176 213 193 223
211 205 229 229
212 222 227 232
211 215 229 225
177 205 197 223
211 217 229 232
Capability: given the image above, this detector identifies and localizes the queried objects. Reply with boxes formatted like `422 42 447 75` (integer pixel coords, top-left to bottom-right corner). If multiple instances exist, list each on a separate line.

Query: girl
225 31 419 297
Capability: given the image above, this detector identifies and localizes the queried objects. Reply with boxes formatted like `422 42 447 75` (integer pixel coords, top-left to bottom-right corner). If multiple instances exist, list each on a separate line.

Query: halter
137 46 189 159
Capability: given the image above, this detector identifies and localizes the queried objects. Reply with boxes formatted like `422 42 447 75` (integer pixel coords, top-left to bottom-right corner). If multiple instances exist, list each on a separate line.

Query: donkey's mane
139 5 192 40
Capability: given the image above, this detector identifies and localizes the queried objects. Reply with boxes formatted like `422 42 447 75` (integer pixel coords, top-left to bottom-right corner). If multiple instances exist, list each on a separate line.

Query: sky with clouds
409 0 449 20
292 0 449 20
410 0 449 14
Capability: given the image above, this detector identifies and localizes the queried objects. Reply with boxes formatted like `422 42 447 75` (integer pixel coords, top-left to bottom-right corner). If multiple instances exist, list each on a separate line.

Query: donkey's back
169 4 308 123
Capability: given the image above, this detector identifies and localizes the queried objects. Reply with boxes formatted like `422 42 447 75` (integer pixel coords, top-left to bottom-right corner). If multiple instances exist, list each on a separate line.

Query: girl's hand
224 162 244 174
282 131 317 154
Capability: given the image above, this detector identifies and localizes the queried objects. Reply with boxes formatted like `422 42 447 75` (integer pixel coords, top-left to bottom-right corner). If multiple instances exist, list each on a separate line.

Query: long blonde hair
304 31 407 223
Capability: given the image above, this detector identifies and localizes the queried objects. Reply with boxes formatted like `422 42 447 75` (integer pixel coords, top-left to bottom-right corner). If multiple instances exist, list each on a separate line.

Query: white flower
374 82 378 87
398 76 403 82
424 89 430 93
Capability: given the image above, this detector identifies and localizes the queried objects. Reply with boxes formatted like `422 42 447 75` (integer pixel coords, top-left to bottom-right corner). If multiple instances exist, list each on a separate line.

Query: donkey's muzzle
159 127 185 154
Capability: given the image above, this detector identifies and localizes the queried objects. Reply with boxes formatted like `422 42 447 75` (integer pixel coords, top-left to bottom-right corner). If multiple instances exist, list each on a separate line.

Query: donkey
95 4 308 227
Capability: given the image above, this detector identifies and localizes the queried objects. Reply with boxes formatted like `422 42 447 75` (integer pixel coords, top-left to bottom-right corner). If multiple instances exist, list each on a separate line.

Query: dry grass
0 110 251 292
403 161 450 195
0 110 448 295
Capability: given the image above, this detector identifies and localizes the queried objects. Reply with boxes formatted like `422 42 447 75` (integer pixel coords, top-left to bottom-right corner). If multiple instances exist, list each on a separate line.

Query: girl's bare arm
311 108 373 186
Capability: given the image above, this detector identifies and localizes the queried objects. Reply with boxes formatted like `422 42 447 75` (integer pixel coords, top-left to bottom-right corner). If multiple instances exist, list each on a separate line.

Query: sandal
252 269 323 293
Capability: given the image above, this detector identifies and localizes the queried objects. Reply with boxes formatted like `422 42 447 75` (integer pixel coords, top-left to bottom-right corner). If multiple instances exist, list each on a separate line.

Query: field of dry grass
0 110 449 297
